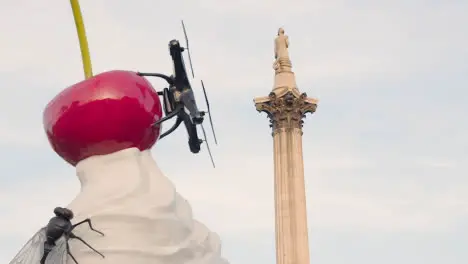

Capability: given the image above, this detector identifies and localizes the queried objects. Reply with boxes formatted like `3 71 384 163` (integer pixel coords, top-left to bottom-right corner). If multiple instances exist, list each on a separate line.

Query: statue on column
273 28 291 72
275 28 289 60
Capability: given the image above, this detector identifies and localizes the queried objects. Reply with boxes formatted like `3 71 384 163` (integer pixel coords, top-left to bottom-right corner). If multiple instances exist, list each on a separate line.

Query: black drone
9 207 104 264
137 20 217 167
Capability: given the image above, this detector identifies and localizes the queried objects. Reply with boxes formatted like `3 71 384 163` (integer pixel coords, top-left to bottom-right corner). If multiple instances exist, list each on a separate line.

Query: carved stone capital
255 91 317 134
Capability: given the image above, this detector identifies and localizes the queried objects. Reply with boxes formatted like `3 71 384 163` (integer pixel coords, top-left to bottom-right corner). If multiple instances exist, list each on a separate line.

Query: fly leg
69 232 105 258
65 235 79 264
40 241 55 264
72 219 104 236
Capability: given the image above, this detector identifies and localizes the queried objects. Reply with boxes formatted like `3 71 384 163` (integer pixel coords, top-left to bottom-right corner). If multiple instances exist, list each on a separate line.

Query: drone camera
169 39 179 46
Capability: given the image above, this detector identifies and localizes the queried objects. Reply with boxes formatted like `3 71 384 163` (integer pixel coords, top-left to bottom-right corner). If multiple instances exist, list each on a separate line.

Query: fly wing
44 236 67 264
9 227 46 264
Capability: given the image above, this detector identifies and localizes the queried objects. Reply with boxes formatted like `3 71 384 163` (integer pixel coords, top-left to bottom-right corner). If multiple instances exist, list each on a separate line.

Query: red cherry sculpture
43 70 163 166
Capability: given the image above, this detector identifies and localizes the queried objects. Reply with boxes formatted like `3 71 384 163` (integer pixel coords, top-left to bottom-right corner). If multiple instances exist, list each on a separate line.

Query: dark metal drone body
9 207 104 264
137 21 217 167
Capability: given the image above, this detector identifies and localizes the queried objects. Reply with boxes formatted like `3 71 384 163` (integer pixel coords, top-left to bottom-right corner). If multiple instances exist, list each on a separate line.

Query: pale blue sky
0 0 467 263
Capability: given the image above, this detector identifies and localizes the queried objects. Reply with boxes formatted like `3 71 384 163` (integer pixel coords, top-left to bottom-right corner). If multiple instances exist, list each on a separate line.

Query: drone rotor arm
200 124 215 168
181 20 195 78
186 49 195 79
201 80 218 145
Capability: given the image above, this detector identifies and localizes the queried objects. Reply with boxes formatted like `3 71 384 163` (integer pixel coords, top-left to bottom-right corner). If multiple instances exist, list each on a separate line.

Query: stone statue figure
273 28 291 71
274 28 289 60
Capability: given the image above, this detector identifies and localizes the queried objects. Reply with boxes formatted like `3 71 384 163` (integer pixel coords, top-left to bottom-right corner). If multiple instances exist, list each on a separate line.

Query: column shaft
273 128 310 264
290 128 310 263
273 130 294 264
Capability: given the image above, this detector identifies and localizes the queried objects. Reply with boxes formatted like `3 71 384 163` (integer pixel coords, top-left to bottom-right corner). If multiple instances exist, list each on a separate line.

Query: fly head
53 207 74 220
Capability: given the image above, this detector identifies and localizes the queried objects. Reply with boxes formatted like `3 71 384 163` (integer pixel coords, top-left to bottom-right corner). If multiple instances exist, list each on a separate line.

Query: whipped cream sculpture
40 68 229 264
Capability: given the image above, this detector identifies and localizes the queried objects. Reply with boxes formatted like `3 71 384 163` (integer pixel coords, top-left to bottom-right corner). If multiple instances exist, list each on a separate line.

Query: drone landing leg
72 219 104 236
153 105 182 126
69 232 105 258
160 116 183 139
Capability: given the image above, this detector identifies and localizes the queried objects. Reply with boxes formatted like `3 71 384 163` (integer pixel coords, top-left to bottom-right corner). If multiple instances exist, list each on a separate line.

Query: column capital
254 91 318 133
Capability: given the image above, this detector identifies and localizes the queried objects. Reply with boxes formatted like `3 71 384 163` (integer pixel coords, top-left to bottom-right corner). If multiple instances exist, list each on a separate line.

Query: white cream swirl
66 148 228 264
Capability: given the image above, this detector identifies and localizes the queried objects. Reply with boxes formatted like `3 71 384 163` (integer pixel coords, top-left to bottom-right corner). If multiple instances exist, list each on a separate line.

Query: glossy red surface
43 70 163 166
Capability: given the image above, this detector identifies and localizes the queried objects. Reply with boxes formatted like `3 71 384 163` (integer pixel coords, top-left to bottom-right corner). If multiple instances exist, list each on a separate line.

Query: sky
0 0 467 263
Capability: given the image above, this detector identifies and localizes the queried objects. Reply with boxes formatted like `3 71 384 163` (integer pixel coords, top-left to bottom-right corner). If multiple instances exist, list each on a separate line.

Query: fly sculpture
9 207 104 264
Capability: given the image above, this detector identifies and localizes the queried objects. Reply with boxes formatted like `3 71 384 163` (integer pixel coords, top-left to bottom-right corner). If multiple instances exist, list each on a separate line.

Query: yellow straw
70 0 93 79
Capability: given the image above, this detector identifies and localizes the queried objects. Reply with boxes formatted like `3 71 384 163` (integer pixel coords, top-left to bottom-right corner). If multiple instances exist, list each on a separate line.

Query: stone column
255 92 317 264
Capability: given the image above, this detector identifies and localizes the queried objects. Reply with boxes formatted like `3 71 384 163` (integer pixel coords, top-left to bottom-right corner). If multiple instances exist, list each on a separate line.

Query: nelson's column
254 28 318 264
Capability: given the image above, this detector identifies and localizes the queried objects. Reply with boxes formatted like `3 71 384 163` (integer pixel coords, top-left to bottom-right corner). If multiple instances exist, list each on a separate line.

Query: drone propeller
181 20 195 79
201 80 218 145
200 124 215 168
